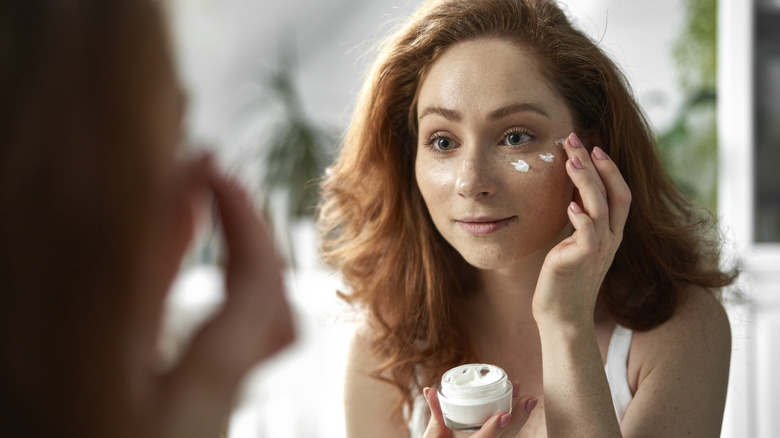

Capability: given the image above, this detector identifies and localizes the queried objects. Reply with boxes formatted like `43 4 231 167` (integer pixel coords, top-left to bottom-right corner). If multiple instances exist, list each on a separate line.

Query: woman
318 0 736 437
0 1 294 437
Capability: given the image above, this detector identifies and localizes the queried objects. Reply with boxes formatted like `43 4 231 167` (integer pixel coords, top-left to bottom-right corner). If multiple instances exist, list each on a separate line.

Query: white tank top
406 325 634 436
605 324 634 422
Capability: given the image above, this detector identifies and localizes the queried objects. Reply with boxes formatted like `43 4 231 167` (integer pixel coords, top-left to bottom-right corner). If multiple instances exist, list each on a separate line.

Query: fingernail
569 132 583 148
423 387 431 403
526 398 539 413
512 381 520 396
499 413 512 429
571 155 584 170
593 146 609 161
570 202 583 214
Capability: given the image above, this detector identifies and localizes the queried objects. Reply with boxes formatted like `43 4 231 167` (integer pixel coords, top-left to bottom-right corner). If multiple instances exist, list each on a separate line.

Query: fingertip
198 149 215 167
570 155 584 170
569 201 583 215
512 380 520 397
568 132 584 149
498 412 512 429
525 397 539 413
480 411 510 433
592 146 609 161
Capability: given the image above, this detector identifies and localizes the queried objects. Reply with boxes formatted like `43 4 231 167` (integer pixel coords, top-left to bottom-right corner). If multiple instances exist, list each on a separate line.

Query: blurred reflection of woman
0 1 294 437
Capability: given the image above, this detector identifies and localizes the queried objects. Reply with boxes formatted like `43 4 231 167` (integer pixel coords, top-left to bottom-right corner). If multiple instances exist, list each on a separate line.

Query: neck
460 252 545 343
460 223 573 339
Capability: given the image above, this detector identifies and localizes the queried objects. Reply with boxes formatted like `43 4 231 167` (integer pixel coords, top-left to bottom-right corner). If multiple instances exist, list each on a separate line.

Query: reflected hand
149 156 295 438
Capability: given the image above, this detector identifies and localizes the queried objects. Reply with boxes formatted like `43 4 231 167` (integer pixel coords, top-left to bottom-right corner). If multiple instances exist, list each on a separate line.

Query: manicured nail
570 202 583 214
512 381 520 396
593 146 609 161
569 132 583 148
499 413 512 429
526 398 539 413
423 387 431 403
571 155 584 170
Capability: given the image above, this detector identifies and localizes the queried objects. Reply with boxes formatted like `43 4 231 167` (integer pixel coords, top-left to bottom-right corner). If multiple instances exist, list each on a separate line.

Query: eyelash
500 127 536 147
422 132 457 155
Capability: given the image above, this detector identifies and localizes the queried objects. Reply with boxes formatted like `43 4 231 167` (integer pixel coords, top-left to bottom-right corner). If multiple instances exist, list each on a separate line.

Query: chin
455 246 524 271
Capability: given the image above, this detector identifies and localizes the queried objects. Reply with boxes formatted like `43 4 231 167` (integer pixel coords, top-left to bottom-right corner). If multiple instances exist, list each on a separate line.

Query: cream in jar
437 363 513 431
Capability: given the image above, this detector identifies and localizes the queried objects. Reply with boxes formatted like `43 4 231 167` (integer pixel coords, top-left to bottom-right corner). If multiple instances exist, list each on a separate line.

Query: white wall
167 0 684 165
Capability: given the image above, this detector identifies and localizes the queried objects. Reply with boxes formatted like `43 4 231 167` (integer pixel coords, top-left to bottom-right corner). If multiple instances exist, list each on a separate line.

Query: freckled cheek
415 158 457 203
540 163 574 208
504 159 573 206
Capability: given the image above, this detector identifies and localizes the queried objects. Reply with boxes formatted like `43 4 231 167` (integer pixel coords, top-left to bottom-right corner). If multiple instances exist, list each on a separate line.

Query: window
754 6 780 242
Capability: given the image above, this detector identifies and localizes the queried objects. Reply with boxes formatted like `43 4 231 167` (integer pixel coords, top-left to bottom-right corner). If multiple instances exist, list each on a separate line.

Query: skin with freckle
415 39 574 270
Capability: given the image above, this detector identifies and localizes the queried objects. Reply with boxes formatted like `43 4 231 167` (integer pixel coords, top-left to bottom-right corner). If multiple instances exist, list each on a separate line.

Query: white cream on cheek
511 159 530 172
510 139 566 171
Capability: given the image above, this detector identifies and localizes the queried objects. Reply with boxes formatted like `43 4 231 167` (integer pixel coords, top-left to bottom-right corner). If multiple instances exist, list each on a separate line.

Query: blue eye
503 131 533 146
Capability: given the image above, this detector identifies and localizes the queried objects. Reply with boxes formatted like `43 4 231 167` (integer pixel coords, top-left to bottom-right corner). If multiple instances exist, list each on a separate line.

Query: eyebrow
418 102 551 122
418 106 462 121
487 102 550 120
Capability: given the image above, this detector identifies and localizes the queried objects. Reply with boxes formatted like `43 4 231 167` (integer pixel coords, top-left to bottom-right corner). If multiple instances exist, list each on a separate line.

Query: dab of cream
511 159 530 172
539 153 555 163
555 138 566 147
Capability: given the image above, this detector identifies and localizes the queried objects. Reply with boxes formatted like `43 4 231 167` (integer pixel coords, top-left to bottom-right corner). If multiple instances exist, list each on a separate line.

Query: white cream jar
437 363 513 431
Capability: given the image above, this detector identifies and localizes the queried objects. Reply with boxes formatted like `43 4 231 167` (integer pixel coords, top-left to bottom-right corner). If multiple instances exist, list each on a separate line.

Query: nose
456 149 496 199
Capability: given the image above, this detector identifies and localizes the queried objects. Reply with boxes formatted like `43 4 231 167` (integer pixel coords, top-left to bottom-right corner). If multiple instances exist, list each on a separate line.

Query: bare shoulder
631 286 731 370
344 318 409 438
622 286 731 436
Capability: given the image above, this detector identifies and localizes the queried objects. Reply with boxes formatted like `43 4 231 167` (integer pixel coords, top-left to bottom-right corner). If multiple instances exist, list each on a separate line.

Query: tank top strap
604 324 634 423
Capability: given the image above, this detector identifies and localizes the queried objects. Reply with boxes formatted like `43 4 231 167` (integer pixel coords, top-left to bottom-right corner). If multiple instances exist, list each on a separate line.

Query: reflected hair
0 0 169 435
318 0 736 415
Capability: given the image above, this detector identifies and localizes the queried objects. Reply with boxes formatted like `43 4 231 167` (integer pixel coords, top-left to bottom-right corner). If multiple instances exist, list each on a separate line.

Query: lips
455 216 517 235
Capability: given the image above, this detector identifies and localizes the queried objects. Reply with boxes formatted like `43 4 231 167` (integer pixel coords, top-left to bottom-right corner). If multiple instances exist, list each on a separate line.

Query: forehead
417 38 570 121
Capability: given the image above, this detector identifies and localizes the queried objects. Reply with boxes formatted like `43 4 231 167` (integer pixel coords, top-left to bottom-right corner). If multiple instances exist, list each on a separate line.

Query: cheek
507 155 573 212
415 156 455 210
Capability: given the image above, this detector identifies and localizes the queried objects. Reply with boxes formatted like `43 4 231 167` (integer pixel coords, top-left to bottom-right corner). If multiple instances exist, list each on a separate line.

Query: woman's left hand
422 382 537 438
532 132 632 329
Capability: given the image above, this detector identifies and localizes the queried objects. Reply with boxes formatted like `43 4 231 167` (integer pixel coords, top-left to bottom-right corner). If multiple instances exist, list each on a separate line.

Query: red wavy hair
318 0 736 413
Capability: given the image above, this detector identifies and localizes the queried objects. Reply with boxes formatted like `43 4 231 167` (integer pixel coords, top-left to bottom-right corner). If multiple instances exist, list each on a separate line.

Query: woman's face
414 39 575 270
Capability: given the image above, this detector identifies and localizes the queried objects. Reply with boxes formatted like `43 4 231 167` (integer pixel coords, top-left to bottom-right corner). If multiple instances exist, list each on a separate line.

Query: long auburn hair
318 0 736 413
0 1 169 436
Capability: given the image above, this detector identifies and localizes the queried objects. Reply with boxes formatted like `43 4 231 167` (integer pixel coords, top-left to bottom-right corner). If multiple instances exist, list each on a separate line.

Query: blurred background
157 0 780 436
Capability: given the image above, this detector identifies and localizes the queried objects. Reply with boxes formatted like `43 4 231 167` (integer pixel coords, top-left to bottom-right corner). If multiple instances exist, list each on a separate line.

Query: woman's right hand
422 384 537 438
